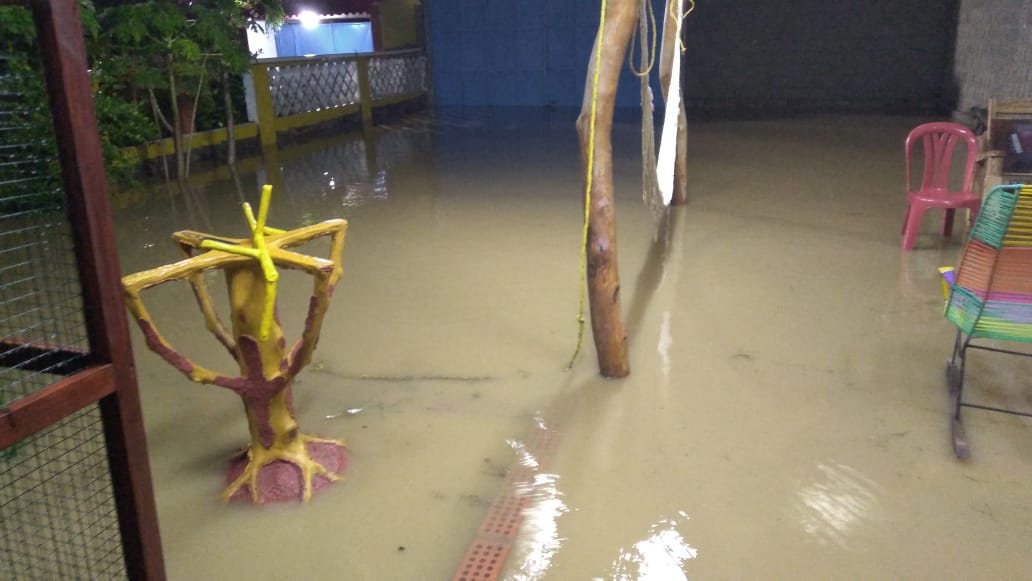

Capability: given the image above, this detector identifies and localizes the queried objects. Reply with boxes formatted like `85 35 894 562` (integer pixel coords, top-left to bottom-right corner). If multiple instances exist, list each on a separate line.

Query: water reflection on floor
112 108 1032 580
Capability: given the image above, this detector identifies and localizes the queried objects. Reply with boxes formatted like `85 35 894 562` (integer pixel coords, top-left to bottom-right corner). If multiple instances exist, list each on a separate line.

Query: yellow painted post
252 62 278 147
357 56 373 132
260 143 284 199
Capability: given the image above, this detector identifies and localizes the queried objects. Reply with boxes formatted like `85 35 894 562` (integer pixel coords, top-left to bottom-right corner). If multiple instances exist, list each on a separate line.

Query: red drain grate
478 494 530 538
452 541 511 581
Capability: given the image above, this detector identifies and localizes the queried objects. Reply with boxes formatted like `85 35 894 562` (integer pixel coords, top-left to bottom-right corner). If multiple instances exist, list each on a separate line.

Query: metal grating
0 403 127 580
0 46 91 408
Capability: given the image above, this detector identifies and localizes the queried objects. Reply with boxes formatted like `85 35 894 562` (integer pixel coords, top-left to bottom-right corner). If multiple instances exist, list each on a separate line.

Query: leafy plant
95 0 284 177
0 1 157 204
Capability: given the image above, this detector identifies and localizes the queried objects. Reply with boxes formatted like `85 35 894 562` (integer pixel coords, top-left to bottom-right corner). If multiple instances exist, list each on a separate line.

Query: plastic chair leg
901 203 926 250
943 209 955 238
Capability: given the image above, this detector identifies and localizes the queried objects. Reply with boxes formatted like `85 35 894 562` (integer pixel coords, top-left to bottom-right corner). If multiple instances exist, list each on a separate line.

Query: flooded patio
111 108 1032 579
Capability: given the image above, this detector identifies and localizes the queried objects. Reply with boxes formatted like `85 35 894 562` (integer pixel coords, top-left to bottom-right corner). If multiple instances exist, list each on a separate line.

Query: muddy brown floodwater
111 108 1032 579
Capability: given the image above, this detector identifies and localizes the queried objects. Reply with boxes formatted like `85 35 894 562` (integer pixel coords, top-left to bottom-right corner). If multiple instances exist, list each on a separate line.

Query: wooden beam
0 364 114 449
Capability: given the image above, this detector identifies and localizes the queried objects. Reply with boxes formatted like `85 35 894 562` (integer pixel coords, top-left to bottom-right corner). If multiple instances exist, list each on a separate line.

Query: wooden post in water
576 0 637 378
659 0 689 205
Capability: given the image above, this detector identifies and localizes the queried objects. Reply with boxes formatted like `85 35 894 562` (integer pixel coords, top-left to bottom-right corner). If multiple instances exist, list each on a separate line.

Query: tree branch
147 88 175 134
183 59 207 177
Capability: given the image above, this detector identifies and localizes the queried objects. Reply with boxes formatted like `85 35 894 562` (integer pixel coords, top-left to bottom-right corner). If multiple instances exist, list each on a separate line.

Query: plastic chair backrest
946 184 1032 340
905 122 978 195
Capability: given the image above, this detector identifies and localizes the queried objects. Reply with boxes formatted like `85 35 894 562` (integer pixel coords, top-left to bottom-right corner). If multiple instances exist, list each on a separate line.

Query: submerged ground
112 108 1032 579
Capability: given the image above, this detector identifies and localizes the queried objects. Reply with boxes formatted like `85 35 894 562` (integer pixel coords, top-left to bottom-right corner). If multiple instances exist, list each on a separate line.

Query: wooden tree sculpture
123 185 348 504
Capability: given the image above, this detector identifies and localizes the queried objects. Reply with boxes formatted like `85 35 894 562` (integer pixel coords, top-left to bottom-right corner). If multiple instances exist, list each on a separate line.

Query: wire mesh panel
0 403 127 580
0 7 133 579
0 45 91 409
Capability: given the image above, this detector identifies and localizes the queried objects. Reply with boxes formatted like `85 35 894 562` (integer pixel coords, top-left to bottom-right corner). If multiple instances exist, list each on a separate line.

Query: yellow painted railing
135 123 259 159
126 49 427 160
253 49 427 147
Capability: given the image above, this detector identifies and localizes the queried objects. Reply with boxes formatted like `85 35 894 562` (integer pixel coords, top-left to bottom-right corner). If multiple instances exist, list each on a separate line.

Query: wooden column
659 0 689 206
576 0 638 378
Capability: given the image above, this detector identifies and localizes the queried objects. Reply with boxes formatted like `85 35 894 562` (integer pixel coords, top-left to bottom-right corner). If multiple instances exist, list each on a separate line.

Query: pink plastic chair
901 122 980 250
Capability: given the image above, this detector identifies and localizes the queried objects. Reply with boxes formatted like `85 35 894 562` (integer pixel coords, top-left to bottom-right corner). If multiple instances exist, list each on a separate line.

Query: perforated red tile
455 424 563 580
452 541 511 581
477 494 529 538
504 464 537 486
525 426 561 458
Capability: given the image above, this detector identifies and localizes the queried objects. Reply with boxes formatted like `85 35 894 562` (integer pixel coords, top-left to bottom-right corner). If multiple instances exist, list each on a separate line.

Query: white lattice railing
252 49 427 144
267 59 361 117
369 53 428 101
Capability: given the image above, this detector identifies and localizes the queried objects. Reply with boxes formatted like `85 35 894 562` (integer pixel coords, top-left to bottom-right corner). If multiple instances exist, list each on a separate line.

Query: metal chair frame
946 331 1032 459
943 183 1032 459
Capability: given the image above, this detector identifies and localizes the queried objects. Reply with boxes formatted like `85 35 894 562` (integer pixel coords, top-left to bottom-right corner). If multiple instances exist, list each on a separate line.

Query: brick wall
429 1 958 113
952 0 1032 113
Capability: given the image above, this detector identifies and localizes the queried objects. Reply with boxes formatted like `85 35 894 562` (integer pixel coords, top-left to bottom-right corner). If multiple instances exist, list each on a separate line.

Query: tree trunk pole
576 0 637 378
167 63 185 182
659 0 689 205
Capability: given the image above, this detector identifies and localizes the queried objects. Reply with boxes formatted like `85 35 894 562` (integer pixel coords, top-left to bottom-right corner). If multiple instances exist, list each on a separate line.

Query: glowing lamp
298 10 321 30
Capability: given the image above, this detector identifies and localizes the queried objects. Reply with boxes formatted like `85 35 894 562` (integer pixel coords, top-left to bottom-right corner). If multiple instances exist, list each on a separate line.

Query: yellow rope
628 0 657 77
567 0 608 370
673 0 696 51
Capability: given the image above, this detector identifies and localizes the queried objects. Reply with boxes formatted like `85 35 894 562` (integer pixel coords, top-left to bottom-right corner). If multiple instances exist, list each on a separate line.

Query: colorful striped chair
943 183 1032 459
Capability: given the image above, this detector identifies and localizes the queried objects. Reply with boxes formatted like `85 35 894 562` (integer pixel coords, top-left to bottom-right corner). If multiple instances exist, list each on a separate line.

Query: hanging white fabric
656 0 683 206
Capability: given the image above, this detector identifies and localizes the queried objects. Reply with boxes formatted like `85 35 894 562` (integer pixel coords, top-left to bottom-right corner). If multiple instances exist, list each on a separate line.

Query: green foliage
1 0 288 195
1 7 65 212
0 2 156 199
92 0 285 179
94 91 159 185
96 1 284 99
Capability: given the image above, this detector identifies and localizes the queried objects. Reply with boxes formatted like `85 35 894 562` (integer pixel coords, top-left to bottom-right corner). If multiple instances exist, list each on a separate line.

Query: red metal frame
0 1 166 579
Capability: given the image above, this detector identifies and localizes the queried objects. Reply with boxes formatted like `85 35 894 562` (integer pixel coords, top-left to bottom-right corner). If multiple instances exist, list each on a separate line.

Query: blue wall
276 22 374 57
428 0 958 114
428 0 662 108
